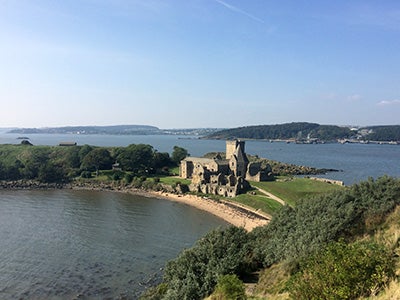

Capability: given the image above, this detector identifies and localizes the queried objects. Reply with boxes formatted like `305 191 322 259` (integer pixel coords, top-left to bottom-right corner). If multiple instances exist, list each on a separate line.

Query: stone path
254 186 287 206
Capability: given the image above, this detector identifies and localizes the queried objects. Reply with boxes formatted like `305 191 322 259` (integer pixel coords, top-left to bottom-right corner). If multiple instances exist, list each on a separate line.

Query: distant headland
7 125 222 136
6 122 400 144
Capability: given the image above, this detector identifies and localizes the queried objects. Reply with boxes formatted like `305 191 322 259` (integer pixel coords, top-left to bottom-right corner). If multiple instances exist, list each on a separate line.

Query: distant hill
205 122 353 142
8 125 223 136
9 125 161 135
361 125 400 141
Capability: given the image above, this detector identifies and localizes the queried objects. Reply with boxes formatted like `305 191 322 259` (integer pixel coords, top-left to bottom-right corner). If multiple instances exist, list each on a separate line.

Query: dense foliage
205 122 353 141
0 143 184 183
147 226 252 299
251 176 400 267
288 240 395 299
142 176 400 299
209 274 247 300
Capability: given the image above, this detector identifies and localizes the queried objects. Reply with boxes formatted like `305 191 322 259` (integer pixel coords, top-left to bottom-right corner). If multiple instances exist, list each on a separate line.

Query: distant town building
59 142 77 146
180 140 272 197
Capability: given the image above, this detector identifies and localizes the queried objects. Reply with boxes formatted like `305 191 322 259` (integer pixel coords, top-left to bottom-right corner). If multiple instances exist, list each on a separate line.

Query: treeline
0 144 188 183
141 176 400 299
205 122 353 141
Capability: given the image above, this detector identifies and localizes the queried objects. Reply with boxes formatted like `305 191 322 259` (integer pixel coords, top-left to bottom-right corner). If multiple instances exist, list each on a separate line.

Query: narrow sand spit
147 191 270 232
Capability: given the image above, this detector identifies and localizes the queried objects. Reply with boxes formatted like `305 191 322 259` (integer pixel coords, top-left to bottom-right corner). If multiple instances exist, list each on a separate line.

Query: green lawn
250 177 344 206
158 176 191 186
232 193 283 215
169 166 180 176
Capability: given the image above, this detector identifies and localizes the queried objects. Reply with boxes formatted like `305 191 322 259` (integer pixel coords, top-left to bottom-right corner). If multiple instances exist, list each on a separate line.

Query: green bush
162 226 252 299
287 240 395 300
80 170 92 178
139 283 168 300
132 177 144 188
111 170 124 181
210 274 246 300
124 173 134 184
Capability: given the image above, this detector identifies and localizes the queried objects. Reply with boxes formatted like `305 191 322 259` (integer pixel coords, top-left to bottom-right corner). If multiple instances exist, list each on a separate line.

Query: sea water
0 189 228 299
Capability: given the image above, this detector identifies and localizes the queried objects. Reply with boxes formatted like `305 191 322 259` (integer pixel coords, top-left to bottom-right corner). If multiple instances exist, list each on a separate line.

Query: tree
153 151 172 170
38 162 67 183
116 144 155 174
78 144 94 161
81 148 113 171
171 146 188 165
20 147 51 179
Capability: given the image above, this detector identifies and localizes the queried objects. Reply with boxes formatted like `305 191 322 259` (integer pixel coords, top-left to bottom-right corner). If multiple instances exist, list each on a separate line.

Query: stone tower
226 140 245 160
226 140 248 177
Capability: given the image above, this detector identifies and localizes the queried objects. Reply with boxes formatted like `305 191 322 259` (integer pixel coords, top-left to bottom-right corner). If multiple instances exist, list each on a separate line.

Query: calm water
0 190 228 299
0 132 399 298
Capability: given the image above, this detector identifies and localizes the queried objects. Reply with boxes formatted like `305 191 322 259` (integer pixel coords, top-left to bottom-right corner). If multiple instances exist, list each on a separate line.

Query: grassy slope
251 204 400 300
155 176 342 215
251 177 344 206
232 193 282 216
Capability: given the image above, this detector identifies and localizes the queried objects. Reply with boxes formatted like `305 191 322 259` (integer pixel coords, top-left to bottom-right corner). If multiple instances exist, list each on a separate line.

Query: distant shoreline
0 180 270 232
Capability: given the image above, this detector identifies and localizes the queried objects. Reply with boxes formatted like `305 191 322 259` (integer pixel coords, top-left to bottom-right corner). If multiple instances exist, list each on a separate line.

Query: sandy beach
69 182 271 231
147 191 270 232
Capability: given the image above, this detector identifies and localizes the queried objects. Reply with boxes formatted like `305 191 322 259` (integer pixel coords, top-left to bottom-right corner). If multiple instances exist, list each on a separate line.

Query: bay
0 189 228 299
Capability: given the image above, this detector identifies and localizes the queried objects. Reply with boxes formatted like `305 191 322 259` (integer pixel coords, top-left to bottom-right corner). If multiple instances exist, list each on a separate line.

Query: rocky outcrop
0 180 65 189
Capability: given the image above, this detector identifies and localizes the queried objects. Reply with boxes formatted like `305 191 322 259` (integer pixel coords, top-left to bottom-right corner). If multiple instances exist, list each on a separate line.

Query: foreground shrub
162 226 252 299
139 283 168 300
288 239 395 300
209 274 246 300
80 170 92 178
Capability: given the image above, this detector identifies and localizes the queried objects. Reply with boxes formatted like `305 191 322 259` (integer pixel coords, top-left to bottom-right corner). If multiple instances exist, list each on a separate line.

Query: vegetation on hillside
205 122 353 141
141 176 400 299
363 125 400 141
0 143 186 183
205 122 400 142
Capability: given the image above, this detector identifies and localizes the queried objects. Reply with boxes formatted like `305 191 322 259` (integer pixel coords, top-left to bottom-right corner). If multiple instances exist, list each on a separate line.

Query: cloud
347 94 362 101
214 0 264 24
377 99 400 106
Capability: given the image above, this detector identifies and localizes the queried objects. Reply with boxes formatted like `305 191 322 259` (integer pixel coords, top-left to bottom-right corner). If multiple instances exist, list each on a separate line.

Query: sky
0 0 399 129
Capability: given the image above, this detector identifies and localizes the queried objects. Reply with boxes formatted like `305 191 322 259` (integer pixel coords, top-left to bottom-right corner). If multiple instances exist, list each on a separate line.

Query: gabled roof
233 145 249 164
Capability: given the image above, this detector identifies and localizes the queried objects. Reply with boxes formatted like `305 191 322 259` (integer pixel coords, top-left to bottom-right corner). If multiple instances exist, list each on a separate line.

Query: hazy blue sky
0 0 399 128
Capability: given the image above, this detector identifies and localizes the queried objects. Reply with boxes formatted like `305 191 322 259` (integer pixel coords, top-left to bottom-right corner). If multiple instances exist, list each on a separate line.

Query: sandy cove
71 186 270 231
146 191 270 232
1 180 270 232
71 184 271 231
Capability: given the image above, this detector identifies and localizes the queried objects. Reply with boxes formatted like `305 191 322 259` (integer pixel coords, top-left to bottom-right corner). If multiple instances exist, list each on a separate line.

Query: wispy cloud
347 94 362 101
377 99 400 106
214 0 264 24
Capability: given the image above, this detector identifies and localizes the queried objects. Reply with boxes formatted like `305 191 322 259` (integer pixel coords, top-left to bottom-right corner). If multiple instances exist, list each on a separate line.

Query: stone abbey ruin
180 140 272 197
